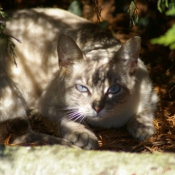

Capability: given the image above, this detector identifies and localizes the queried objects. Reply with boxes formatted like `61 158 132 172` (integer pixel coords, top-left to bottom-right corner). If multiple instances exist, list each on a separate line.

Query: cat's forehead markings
85 49 112 62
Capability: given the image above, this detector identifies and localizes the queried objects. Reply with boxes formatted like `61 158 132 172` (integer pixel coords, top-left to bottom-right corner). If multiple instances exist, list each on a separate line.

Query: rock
0 145 175 175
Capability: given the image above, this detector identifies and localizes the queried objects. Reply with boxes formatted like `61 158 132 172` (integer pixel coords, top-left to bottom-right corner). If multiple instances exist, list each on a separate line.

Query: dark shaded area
0 0 70 10
1 0 175 152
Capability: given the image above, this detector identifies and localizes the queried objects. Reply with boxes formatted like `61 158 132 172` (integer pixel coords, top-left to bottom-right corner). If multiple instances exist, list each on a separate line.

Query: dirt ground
1 0 175 152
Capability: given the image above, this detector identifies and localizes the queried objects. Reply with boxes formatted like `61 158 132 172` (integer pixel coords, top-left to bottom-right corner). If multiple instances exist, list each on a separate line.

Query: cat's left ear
116 36 141 74
57 34 84 67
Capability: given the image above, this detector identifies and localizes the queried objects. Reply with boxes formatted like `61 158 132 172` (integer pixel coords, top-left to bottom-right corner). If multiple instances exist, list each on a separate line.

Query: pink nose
93 107 102 113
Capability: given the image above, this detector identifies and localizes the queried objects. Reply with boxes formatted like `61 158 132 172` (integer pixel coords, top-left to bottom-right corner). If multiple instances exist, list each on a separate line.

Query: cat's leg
126 71 158 140
60 118 98 149
127 110 155 140
0 78 72 147
0 118 73 146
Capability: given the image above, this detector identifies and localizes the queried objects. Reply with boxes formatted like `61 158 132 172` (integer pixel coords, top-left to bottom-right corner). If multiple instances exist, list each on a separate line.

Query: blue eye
107 85 121 94
75 84 89 92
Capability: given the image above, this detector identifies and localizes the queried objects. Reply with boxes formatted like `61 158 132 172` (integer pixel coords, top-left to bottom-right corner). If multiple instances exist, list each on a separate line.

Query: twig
169 85 175 98
94 0 102 22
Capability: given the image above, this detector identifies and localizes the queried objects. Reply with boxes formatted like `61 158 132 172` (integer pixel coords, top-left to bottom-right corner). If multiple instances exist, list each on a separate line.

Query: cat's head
57 34 140 122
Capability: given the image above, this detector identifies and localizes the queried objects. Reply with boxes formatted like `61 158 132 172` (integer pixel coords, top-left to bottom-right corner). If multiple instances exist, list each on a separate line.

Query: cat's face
57 34 140 122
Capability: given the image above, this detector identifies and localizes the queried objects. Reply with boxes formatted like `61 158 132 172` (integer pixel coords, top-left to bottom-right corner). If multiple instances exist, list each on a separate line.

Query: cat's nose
93 106 102 113
92 100 104 113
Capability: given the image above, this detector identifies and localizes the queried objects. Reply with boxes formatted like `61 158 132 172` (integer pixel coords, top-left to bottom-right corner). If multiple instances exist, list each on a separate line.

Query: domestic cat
1 8 158 149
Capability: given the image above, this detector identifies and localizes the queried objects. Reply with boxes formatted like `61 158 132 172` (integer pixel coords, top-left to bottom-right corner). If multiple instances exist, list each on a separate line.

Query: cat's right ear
57 34 84 67
116 36 141 74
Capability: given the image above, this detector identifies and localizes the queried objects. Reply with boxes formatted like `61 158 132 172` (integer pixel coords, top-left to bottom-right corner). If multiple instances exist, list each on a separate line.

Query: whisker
69 112 80 121
79 115 86 123
66 110 86 123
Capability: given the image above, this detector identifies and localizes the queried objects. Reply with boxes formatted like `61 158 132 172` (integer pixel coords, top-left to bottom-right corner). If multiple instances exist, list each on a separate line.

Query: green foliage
68 0 139 28
128 0 139 26
68 0 82 17
151 24 175 49
0 7 19 65
166 5 175 15
157 0 175 12
151 0 175 49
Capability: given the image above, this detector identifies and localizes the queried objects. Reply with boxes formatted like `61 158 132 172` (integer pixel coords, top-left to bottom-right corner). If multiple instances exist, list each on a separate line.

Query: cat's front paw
63 130 98 150
127 115 155 140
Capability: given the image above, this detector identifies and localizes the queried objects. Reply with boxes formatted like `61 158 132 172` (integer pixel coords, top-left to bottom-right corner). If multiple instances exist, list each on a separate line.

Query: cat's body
0 8 158 149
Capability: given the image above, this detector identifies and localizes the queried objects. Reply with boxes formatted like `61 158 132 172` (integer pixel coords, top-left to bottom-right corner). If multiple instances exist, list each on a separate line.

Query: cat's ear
116 36 141 74
57 34 84 67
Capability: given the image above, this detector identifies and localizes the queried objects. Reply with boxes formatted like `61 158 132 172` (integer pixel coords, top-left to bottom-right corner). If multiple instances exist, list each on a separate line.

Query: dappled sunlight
0 1 175 152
